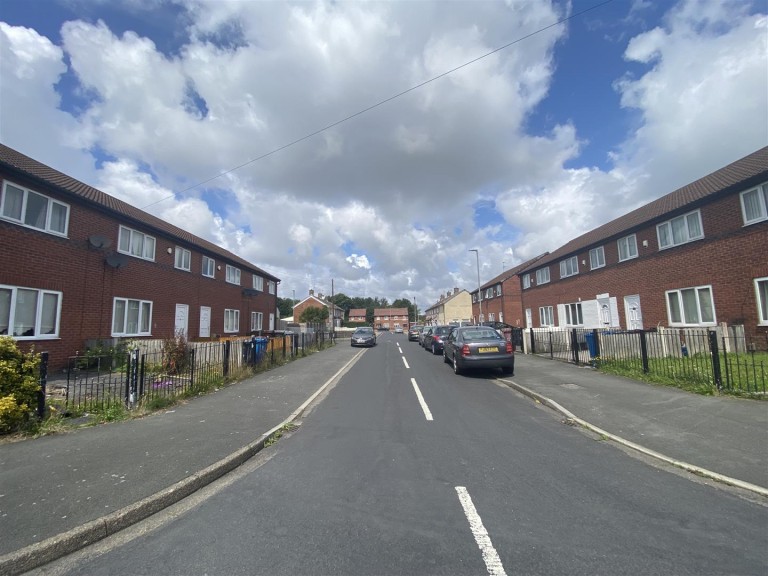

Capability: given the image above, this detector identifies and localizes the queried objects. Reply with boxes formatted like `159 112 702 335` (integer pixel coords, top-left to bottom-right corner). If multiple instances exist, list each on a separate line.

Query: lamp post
469 249 482 325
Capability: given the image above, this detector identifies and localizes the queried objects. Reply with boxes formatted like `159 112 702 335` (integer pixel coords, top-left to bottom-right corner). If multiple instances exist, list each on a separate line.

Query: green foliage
0 336 41 434
77 339 128 370
161 332 191 375
277 297 294 318
299 306 329 323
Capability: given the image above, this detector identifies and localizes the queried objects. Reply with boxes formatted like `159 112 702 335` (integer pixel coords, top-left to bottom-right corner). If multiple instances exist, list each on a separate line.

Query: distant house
348 308 368 324
373 308 410 331
469 255 548 326
292 290 343 329
519 146 768 347
425 287 472 326
0 143 280 370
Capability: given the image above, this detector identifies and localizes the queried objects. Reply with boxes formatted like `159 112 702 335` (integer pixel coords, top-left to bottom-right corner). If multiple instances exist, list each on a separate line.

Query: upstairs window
522 274 531 289
657 210 703 250
535 267 550 285
118 226 155 261
225 265 241 285
268 281 276 294
496 285 502 297
253 275 264 291
560 256 578 278
618 234 638 261
202 256 215 278
174 247 191 271
589 246 605 270
1 181 69 236
740 184 768 225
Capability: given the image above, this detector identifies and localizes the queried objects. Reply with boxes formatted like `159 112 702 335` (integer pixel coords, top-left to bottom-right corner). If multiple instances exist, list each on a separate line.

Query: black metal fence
527 327 767 395
39 331 335 415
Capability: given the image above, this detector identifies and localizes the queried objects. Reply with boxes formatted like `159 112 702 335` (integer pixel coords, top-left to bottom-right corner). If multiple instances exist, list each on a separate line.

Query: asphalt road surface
35 333 768 576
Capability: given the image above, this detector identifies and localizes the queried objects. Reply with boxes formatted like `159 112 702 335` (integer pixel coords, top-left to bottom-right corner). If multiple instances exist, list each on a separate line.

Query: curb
498 378 768 499
0 350 364 576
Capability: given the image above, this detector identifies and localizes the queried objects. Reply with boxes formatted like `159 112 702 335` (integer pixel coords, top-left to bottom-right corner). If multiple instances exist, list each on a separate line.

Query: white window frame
536 267 550 285
1 180 70 237
617 234 638 262
560 256 578 278
740 184 768 226
268 280 276 295
666 285 716 327
225 265 241 285
589 246 605 270
202 256 215 278
522 274 531 289
485 287 493 299
118 225 155 261
0 284 62 339
539 306 554 327
224 309 240 333
564 302 584 326
754 277 768 326
174 247 191 271
253 275 264 291
251 311 263 332
656 210 704 250
112 297 152 337
496 285 502 297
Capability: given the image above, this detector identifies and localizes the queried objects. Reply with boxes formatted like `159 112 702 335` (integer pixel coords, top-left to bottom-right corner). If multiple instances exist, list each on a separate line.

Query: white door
199 306 211 338
624 295 643 330
175 304 189 338
269 312 275 331
525 308 532 328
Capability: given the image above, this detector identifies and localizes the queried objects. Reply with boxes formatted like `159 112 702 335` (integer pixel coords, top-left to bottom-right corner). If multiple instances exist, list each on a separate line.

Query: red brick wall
471 277 526 327
1 172 277 370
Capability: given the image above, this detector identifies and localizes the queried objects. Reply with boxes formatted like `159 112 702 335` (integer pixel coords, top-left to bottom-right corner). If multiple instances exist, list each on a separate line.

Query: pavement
1 341 767 575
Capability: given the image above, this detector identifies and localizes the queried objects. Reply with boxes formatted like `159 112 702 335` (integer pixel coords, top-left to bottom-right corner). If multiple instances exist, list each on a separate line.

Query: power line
142 0 615 209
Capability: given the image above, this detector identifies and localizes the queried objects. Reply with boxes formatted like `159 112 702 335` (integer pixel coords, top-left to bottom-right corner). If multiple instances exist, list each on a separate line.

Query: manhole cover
561 383 581 390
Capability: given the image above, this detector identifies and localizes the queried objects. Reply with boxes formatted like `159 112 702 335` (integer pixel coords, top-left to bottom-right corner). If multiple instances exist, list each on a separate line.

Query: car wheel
452 354 462 375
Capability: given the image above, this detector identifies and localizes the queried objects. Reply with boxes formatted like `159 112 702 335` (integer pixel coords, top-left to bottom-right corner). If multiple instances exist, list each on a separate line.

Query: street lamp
469 249 482 324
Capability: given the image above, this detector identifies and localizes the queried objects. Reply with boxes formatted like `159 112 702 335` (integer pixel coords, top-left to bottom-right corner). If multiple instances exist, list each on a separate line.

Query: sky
1 0 766 308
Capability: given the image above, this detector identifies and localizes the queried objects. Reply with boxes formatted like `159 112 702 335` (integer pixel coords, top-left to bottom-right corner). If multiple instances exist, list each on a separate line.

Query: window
740 184 768 225
1 181 69 236
112 298 152 336
657 210 703 249
560 256 578 278
202 256 215 278
174 247 191 271
253 275 264 291
536 267 550 285
618 234 638 261
754 278 768 325
118 226 155 261
496 285 502 297
251 311 263 331
564 302 584 326
268 280 276 295
224 309 240 333
522 274 531 289
666 285 715 326
539 306 554 327
0 285 61 338
589 246 605 270
225 265 241 285
485 288 493 299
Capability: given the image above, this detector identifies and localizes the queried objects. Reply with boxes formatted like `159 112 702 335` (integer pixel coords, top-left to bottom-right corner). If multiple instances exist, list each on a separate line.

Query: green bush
162 331 192 375
0 336 41 434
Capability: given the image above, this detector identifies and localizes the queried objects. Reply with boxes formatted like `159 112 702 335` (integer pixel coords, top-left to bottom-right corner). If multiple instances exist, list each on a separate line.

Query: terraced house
519 147 768 349
0 144 280 369
373 308 410 331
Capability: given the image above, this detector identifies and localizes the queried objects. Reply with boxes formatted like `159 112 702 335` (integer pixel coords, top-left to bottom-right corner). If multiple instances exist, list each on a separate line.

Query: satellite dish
88 235 112 249
105 254 128 269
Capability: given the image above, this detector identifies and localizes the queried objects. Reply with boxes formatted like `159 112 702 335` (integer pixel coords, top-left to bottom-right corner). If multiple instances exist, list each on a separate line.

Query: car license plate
478 347 497 353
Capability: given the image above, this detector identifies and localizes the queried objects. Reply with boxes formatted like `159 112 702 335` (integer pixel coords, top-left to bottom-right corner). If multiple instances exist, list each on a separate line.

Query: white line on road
455 486 508 576
402 356 410 369
410 378 433 421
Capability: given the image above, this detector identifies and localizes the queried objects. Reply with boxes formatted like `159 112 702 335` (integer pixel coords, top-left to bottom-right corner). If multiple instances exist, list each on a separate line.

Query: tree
277 297 294 318
299 306 329 323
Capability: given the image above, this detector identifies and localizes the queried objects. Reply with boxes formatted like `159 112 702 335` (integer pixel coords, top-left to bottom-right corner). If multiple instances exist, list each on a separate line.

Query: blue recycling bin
253 337 268 362
585 332 598 358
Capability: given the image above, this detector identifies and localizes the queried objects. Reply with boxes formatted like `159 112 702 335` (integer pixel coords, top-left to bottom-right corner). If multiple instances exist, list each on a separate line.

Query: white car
394 326 404 333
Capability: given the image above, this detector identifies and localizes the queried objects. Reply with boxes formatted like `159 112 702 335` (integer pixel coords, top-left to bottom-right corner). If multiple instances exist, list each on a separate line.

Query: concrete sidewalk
1 345 766 575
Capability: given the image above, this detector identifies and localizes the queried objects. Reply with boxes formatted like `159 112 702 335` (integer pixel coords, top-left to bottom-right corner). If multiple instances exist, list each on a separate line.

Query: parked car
422 325 452 355
394 326 404 334
350 327 377 347
408 325 424 342
418 326 432 346
442 325 514 376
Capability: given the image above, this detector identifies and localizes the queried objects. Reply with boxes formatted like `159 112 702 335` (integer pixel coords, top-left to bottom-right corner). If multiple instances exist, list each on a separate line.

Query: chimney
454 287 459 295
309 289 314 296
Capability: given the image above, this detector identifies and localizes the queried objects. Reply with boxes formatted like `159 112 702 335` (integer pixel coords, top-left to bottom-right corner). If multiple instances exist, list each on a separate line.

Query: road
35 332 767 575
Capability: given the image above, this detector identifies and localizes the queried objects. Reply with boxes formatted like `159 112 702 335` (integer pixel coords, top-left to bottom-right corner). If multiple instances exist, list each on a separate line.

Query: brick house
469 255 548 327
373 308 410 331
292 290 343 329
425 288 472 326
348 308 368 324
0 144 280 369
519 146 768 348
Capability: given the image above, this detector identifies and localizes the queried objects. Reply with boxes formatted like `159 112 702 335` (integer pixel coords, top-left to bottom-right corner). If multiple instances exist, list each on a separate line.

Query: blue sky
1 0 766 306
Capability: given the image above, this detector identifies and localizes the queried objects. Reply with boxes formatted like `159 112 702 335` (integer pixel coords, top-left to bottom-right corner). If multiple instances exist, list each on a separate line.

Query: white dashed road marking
410 378 433 421
455 486 508 576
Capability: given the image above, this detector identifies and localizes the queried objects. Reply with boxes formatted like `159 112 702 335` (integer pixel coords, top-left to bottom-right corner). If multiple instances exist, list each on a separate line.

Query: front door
525 308 532 329
175 304 189 338
624 295 643 330
199 306 211 338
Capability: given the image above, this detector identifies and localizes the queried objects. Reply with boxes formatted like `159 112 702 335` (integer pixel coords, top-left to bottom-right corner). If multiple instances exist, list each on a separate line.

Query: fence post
530 328 536 354
190 348 196 387
708 330 723 390
571 329 579 364
223 341 230 377
639 331 649 373
37 351 49 419
549 331 554 360
128 348 139 407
